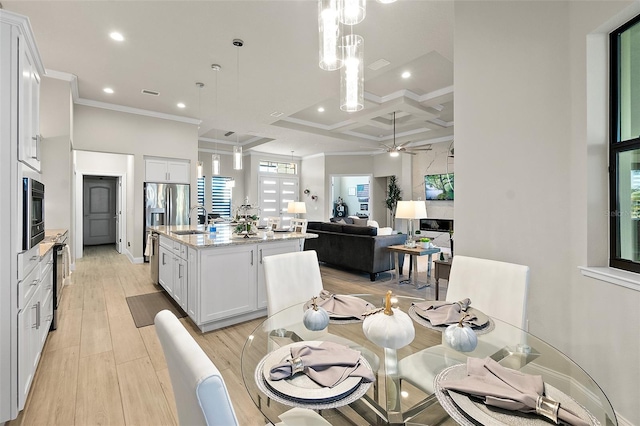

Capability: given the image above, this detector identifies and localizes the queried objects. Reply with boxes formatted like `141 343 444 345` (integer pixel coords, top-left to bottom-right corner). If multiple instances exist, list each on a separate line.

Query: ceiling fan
381 112 433 157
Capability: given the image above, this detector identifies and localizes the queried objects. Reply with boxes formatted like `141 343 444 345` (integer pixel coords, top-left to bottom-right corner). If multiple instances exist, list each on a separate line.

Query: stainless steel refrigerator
143 182 190 262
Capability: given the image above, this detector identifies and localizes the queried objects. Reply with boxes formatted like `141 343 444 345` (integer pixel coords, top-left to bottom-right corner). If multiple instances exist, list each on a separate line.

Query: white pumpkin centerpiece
303 297 330 331
363 291 415 349
443 314 478 352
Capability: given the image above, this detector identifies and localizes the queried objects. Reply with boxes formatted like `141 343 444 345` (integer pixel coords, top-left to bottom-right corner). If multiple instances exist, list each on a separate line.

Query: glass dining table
240 294 617 426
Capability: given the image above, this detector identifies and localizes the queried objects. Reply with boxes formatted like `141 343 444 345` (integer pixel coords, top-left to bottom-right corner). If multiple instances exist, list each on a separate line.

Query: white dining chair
155 310 330 426
397 255 530 394
154 309 239 426
262 250 380 399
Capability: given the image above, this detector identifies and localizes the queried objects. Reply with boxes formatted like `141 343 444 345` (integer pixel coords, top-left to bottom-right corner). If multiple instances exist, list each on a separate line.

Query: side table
387 245 441 289
433 258 452 300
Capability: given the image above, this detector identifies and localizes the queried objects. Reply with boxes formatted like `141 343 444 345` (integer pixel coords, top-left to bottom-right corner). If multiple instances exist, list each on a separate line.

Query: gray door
83 176 117 246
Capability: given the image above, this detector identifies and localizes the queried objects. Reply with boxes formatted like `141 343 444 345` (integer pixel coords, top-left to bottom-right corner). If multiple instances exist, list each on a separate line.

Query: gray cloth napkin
315 290 375 320
441 357 590 426
269 341 375 388
412 298 483 326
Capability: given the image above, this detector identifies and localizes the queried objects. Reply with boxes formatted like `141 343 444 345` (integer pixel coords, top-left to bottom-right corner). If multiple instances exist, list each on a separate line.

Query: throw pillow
377 227 393 236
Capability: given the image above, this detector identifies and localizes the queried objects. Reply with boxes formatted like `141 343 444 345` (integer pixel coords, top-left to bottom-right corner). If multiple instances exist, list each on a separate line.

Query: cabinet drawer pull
31 304 37 328
36 302 41 329
30 279 38 286
178 263 183 279
162 253 166 265
251 250 254 266
260 249 263 264
30 255 38 261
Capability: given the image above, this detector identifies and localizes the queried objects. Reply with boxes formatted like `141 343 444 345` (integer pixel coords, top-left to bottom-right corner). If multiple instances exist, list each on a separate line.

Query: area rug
126 291 186 328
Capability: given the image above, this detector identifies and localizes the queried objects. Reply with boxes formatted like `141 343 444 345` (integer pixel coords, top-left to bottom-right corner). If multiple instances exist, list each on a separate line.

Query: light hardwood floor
8 245 447 426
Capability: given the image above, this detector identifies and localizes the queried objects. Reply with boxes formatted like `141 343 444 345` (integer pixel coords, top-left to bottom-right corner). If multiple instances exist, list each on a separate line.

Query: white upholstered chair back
446 255 530 329
263 250 323 316
154 310 239 426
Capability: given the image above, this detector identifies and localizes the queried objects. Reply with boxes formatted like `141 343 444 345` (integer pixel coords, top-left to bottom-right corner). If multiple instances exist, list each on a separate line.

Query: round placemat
254 347 373 410
408 306 495 336
434 364 601 426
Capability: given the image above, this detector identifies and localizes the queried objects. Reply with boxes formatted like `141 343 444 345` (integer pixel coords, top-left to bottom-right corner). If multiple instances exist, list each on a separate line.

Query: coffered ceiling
3 1 454 158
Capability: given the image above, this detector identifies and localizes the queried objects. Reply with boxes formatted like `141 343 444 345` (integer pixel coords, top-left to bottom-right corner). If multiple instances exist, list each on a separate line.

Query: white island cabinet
153 225 314 332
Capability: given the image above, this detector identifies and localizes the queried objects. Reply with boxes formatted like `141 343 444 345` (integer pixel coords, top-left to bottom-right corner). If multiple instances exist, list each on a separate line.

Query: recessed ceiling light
109 32 124 42
317 107 325 112
401 71 411 79
177 103 186 109
103 87 114 94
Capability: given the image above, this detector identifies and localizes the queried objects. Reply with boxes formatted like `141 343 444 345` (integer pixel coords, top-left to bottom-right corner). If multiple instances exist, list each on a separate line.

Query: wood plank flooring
8 245 448 426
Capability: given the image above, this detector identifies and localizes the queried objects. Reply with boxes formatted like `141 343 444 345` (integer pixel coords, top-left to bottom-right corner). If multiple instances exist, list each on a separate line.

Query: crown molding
44 69 79 100
75 98 201 125
301 152 326 161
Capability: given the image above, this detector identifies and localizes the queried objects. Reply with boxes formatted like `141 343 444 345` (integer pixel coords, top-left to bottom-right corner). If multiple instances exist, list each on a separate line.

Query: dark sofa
304 221 407 281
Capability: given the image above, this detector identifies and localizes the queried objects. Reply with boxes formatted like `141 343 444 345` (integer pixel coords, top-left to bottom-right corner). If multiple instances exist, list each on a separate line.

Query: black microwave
23 178 45 250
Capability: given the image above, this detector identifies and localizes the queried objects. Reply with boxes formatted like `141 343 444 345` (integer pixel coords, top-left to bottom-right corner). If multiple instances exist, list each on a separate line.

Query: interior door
83 176 117 246
115 177 122 253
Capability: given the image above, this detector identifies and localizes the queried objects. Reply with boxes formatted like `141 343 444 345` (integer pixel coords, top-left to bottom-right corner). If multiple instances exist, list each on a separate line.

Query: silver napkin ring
288 357 304 375
536 395 560 424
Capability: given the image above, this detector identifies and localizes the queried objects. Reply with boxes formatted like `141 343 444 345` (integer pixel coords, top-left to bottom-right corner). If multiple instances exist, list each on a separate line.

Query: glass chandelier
211 154 221 175
318 0 342 70
339 0 365 25
233 145 243 170
340 34 364 112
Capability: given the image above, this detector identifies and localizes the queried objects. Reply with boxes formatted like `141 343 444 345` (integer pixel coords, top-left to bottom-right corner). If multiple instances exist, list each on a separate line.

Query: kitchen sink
172 230 207 235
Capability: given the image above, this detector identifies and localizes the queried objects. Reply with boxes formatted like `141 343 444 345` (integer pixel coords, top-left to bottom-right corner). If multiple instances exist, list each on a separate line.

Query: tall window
211 177 232 217
197 177 206 224
610 14 640 273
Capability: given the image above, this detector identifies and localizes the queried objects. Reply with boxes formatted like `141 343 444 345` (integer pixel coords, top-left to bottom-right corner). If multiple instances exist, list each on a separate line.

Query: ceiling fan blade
379 144 393 150
397 141 411 148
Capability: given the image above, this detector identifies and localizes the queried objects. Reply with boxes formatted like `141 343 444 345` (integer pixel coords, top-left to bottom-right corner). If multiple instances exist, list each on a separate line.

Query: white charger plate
434 364 600 426
408 305 495 335
261 341 363 401
303 295 373 322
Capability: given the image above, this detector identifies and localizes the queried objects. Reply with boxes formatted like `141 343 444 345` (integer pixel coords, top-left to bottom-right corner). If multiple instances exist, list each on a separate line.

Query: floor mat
126 291 186 328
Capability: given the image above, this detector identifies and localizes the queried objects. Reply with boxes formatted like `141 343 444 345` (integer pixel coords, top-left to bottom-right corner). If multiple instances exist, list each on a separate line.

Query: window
610 15 640 273
259 160 297 174
197 177 206 224
211 177 232 217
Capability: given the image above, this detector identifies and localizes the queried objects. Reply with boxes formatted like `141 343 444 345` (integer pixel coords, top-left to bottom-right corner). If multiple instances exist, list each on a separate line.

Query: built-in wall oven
22 178 44 250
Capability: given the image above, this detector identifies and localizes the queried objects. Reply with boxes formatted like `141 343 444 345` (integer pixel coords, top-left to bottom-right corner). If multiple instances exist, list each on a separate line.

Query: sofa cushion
352 217 368 226
320 222 344 233
342 224 377 236
307 221 322 231
377 227 393 236
330 217 353 224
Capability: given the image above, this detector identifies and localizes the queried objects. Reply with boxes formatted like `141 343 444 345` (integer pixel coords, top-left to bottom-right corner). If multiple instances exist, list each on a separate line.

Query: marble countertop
149 224 317 249
40 228 69 257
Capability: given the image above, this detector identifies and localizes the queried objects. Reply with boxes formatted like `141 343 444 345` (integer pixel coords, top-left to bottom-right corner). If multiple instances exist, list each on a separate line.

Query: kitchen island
148 225 317 332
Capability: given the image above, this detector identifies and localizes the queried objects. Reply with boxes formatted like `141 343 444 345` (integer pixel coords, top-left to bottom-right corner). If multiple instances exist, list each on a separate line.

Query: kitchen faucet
189 205 208 226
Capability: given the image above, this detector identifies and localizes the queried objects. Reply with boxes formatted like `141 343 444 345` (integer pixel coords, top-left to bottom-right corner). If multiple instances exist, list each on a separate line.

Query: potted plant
385 175 402 228
419 237 431 248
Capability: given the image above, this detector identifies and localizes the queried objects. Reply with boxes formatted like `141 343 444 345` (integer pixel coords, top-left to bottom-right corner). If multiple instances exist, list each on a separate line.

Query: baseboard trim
125 249 144 264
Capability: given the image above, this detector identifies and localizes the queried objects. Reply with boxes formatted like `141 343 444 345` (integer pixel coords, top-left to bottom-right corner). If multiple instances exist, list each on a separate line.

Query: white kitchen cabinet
17 249 52 411
145 158 190 183
172 253 187 311
158 245 174 297
17 32 41 172
256 241 300 309
187 247 198 320
198 244 257 324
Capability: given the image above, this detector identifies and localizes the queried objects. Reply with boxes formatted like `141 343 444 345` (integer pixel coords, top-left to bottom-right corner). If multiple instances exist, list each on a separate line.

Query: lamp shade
287 201 307 214
395 201 427 219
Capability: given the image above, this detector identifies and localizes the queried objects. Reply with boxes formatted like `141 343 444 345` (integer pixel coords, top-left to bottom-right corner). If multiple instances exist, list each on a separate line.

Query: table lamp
287 201 307 218
395 200 427 244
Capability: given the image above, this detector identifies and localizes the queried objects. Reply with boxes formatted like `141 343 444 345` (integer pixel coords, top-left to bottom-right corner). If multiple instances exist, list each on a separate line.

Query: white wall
73 105 199 260
455 1 638 423
41 136 71 230
300 154 325 222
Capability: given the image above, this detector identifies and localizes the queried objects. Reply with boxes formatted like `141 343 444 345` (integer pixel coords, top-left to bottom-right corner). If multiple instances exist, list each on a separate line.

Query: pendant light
233 39 243 171
340 32 364 112
389 112 399 157
318 0 342 70
339 0 365 25
211 64 221 176
196 82 205 177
